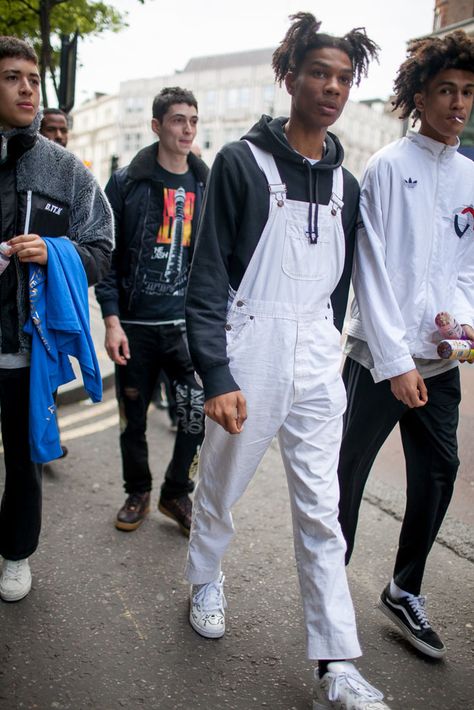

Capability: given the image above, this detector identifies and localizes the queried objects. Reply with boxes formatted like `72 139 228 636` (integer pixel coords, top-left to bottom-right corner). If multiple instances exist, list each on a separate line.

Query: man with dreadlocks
184 12 390 710
338 30 474 660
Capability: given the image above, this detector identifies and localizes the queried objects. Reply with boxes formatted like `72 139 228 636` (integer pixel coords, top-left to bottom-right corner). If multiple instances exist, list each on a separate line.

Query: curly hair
152 86 197 121
272 12 379 87
392 30 474 123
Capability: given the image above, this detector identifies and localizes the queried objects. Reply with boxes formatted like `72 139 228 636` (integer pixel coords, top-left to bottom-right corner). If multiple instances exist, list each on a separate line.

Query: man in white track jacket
338 30 474 661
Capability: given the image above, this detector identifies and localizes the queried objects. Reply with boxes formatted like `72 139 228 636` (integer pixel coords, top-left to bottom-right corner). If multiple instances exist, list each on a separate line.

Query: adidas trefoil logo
404 177 418 188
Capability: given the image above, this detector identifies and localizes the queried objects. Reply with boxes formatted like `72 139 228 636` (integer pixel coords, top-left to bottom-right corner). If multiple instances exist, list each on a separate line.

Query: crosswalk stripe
58 414 119 442
59 399 117 428
0 412 119 455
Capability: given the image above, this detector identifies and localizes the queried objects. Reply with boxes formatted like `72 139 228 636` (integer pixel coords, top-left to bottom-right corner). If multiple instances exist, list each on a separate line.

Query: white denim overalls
186 143 361 660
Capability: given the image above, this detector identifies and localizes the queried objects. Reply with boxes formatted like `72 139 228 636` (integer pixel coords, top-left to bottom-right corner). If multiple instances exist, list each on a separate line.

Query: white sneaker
313 662 391 709
189 572 226 638
0 558 32 602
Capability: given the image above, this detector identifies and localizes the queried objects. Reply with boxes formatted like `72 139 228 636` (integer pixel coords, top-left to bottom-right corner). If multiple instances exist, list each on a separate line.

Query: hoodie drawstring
305 161 319 244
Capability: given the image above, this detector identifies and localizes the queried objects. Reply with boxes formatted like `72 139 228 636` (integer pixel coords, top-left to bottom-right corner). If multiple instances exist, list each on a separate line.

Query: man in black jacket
0 36 113 602
95 87 208 537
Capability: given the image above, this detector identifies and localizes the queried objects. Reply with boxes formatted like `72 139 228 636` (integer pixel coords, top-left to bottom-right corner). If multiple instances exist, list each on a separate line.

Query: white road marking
0 409 118 455
59 414 119 442
58 399 117 428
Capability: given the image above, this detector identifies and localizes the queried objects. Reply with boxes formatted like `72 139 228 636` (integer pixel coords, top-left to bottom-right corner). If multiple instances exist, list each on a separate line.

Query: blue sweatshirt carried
25 237 102 463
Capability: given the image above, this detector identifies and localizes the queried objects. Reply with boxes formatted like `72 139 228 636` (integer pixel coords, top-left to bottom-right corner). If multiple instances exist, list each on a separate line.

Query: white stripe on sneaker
384 597 422 631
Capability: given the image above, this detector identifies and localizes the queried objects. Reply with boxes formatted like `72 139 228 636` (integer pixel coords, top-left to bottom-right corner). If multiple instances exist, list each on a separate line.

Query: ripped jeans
116 322 204 499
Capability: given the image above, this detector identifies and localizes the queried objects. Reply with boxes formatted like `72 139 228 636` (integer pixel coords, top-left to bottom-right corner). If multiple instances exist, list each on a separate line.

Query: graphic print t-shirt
133 163 196 321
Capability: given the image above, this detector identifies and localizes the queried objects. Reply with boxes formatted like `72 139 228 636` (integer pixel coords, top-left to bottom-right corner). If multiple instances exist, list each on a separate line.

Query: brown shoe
115 492 151 531
158 495 192 537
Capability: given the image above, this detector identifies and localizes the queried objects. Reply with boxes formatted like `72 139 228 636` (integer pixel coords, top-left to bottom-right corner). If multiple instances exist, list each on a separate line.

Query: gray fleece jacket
0 114 114 357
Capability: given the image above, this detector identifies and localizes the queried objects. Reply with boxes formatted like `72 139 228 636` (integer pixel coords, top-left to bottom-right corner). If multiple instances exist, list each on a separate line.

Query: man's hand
460 324 474 363
204 390 247 434
8 234 48 265
104 315 130 365
390 369 428 408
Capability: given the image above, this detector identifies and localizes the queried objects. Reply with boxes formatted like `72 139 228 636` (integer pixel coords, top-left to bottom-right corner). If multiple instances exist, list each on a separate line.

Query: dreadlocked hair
272 12 379 87
393 30 474 124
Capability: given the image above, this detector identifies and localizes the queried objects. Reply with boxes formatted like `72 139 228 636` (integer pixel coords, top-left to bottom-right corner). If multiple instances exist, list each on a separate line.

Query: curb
56 370 115 406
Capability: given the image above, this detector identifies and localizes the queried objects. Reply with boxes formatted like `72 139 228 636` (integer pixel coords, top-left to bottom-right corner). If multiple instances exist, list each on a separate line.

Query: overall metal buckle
330 192 344 216
268 183 287 207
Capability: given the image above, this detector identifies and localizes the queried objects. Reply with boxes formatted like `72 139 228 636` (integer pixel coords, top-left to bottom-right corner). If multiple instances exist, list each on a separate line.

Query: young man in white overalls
184 13 389 710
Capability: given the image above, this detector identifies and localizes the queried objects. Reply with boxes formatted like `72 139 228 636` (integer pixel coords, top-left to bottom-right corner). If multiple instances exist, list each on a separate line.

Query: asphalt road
0 384 473 710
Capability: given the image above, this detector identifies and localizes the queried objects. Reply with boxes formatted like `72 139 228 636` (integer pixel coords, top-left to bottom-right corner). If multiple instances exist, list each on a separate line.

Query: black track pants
338 357 460 595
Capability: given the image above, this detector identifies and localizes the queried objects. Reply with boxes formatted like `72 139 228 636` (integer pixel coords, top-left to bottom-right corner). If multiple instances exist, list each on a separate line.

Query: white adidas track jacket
347 131 474 382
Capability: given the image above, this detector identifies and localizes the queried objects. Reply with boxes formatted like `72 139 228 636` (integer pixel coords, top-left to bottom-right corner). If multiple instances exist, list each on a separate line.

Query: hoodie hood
242 115 345 244
242 114 344 171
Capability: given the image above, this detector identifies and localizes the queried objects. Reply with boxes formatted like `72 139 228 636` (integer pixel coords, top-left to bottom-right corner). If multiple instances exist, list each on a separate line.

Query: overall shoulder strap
243 140 287 206
333 166 344 199
329 166 344 215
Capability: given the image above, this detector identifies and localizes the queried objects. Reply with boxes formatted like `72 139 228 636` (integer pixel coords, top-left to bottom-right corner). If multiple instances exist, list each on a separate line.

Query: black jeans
0 367 42 560
117 322 204 500
338 358 460 595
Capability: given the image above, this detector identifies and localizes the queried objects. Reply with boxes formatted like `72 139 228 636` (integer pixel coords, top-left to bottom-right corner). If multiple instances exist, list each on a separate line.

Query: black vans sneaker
378 584 446 659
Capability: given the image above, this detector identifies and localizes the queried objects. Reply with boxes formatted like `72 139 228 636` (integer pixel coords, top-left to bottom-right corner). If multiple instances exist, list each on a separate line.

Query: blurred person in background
40 107 68 148
95 87 208 537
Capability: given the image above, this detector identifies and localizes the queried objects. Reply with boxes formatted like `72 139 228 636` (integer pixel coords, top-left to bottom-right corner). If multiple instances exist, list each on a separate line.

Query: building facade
431 0 474 147
433 0 474 30
117 48 291 169
67 93 119 187
118 48 401 179
331 100 402 178
69 47 402 186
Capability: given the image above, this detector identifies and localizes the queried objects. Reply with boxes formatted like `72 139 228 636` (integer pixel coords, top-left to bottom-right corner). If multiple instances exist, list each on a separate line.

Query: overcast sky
76 0 436 104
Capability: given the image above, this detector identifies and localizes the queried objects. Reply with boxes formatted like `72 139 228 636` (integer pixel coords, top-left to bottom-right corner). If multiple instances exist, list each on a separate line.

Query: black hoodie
185 115 360 400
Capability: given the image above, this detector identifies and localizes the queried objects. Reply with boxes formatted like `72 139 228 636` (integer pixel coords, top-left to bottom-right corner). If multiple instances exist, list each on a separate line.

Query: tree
0 0 144 106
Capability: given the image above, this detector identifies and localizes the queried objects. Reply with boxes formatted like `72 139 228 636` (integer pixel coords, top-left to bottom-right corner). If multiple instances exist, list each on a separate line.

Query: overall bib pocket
282 220 330 281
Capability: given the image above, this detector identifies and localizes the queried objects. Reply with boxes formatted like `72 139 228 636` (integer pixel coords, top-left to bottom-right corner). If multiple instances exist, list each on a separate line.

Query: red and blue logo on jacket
454 206 474 238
